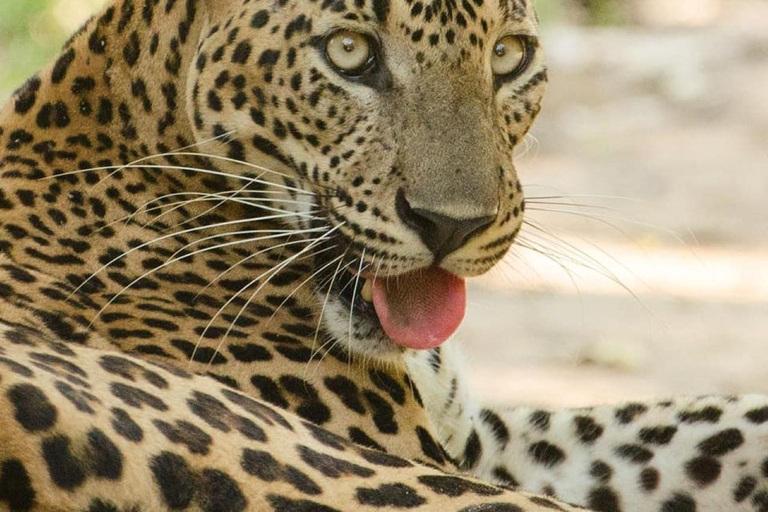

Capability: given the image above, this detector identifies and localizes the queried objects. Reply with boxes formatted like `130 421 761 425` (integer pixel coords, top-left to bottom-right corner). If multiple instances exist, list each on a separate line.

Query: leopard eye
491 35 527 76
326 30 375 76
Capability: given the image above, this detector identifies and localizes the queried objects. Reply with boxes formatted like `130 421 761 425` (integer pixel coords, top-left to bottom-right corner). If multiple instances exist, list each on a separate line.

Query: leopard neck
0 0 276 279
19 0 206 155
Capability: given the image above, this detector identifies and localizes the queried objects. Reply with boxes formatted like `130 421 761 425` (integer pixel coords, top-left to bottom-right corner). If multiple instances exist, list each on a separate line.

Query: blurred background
1 0 767 407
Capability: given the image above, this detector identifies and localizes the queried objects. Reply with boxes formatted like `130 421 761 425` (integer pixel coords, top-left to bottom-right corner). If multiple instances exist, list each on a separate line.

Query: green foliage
580 0 624 25
537 0 625 26
535 0 570 25
0 0 66 98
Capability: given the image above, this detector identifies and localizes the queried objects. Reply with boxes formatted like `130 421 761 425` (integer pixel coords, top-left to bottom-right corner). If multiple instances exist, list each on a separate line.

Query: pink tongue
371 267 466 350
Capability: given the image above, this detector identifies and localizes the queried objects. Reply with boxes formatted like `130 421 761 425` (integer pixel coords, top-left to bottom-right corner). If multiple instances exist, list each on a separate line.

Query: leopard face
188 0 546 360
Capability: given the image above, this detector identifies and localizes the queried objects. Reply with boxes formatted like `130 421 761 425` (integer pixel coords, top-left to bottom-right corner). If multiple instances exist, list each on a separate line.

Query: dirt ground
461 2 768 407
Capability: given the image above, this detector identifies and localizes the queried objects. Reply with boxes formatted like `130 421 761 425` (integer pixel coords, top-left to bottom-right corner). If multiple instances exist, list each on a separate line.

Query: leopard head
189 0 546 360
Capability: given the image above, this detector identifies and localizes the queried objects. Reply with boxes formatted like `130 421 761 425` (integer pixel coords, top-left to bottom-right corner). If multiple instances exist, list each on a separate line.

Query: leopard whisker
518 229 619 286
152 198 318 235
308 334 344 379
187 236 338 364
95 129 319 191
306 252 356 376
170 226 327 261
308 257 361 376
90 130 241 186
513 238 586 305
523 219 657 299
373 254 386 285
199 223 345 369
485 253 541 291
333 263 366 298
92 188 317 234
355 253 380 376
514 133 540 160
348 248 368 368
142 190 319 208
534 220 651 286
518 222 643 303
134 188 315 217
143 150 336 192
193 209 351 299
202 233 343 300
45 163 314 197
144 181 262 232
72 213 318 297
264 250 346 329
526 206 698 256
310 256 359 298
525 193 651 204
524 201 619 212
134 188 319 233
87 231 326 327
66 129 235 188
201 242 340 369
131 169 281 235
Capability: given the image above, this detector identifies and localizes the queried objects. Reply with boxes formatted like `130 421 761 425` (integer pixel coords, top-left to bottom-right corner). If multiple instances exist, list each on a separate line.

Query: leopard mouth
319 253 467 353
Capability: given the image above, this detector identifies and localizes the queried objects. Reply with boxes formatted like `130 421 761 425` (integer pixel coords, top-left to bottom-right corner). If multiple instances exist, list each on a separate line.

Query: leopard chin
313 236 520 362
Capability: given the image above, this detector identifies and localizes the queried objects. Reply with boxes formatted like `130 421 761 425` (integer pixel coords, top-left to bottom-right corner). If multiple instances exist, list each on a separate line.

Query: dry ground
461 2 768 407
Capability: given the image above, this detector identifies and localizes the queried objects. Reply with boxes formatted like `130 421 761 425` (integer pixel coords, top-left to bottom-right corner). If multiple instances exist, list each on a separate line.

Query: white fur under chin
319 294 404 363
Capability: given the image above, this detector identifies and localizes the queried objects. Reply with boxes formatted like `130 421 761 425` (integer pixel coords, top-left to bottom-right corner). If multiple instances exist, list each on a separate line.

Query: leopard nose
396 189 496 263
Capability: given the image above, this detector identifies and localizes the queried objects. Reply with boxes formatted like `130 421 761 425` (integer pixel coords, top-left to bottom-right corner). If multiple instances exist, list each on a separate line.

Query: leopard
0 0 766 510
